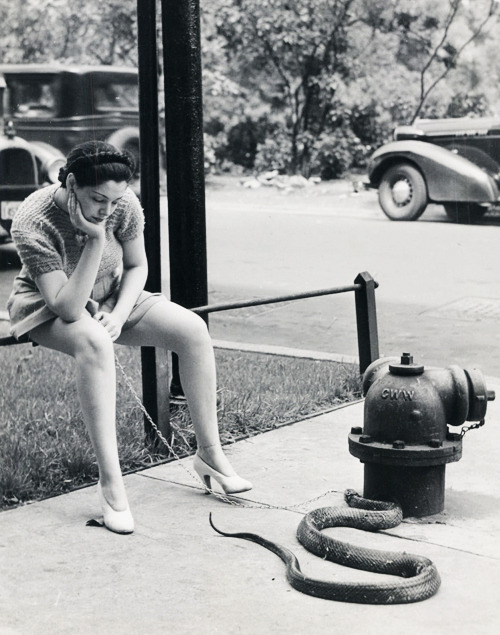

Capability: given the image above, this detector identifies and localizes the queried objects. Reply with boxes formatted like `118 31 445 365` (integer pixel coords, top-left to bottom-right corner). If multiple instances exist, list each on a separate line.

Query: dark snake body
209 490 441 604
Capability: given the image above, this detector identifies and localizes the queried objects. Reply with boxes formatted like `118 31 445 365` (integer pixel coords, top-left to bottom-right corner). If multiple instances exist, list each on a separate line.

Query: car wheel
378 163 428 221
444 202 487 224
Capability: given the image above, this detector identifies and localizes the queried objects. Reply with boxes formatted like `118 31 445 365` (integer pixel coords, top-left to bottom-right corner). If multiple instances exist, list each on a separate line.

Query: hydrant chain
460 418 485 437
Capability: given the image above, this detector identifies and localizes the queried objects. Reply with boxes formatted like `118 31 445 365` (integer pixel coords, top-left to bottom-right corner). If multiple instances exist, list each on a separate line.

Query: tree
0 0 137 65
388 0 498 122
204 0 499 177
207 0 381 175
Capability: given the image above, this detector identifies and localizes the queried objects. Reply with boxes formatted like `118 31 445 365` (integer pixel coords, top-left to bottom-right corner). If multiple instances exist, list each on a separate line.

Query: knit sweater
7 184 145 338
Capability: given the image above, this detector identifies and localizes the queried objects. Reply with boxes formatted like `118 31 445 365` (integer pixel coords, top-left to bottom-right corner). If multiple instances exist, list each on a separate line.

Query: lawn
0 343 361 509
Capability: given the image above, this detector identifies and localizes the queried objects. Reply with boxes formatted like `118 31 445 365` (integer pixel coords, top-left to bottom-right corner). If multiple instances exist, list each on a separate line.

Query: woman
7 140 252 534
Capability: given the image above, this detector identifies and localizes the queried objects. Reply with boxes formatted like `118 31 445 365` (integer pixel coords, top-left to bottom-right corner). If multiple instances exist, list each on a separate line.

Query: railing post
354 272 379 374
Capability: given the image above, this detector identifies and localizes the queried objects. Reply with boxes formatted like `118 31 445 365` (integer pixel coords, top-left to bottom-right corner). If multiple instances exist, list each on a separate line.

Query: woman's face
72 179 128 224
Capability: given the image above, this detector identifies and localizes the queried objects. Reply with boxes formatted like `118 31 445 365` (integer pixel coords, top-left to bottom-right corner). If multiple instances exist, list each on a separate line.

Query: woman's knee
73 320 114 361
176 312 211 352
30 316 113 360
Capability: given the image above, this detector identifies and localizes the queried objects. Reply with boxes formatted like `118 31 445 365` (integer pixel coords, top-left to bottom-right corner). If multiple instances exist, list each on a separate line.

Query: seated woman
7 140 252 534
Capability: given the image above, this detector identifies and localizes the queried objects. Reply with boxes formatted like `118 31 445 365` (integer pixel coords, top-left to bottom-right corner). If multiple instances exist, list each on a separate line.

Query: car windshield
92 80 138 112
7 75 58 118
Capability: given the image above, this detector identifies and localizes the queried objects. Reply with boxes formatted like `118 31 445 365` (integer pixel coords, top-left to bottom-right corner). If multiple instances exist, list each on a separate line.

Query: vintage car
0 63 139 173
367 117 500 222
0 64 140 242
0 76 65 243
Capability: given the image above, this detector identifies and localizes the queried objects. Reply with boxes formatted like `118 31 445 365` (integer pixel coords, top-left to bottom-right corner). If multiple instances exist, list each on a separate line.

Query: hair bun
58 165 69 185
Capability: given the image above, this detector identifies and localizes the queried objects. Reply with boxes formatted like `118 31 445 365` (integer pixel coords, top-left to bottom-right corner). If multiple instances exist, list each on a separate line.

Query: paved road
203 179 500 375
2 178 500 375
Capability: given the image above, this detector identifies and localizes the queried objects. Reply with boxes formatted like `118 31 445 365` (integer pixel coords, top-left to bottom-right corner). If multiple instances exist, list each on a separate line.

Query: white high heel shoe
193 453 253 495
97 482 134 534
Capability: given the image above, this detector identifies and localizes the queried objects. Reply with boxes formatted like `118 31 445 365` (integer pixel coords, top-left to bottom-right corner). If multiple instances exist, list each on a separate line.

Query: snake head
344 489 359 504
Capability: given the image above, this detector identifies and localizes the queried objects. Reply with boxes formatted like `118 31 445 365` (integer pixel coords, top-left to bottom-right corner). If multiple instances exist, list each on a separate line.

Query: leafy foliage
0 0 498 177
0 0 137 65
202 0 499 177
446 92 491 118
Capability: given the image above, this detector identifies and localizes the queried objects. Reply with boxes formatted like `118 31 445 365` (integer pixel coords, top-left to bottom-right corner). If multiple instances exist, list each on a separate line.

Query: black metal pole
161 0 208 309
137 0 170 444
354 272 380 374
161 0 209 398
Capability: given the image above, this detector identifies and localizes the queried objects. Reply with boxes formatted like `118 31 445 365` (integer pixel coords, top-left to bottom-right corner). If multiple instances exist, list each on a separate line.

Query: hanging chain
115 357 336 512
460 418 486 437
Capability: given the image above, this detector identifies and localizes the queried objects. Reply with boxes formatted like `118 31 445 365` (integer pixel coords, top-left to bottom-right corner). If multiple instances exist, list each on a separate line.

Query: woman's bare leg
117 300 240 476
30 316 128 510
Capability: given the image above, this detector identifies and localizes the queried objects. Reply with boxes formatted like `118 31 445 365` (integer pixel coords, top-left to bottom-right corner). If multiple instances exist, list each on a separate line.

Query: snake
209 490 441 604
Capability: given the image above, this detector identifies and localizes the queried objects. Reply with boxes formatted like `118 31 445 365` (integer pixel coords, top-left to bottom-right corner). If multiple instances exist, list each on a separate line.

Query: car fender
0 133 38 154
368 140 498 204
106 126 140 152
106 126 140 176
29 141 66 183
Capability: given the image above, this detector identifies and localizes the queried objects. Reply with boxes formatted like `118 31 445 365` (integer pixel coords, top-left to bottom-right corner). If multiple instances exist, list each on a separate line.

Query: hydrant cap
465 368 496 421
388 353 424 376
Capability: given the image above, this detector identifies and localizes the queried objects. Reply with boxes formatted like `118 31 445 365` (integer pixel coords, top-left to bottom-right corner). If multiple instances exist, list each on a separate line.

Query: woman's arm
36 234 105 322
92 235 148 341
35 190 106 322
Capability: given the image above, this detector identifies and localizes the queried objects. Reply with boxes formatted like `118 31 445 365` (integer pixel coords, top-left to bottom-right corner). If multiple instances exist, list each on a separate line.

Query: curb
212 338 359 365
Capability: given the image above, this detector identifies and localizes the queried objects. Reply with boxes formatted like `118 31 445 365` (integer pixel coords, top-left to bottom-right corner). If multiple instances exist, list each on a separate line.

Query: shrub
446 93 491 118
254 129 292 174
225 118 267 169
310 128 371 179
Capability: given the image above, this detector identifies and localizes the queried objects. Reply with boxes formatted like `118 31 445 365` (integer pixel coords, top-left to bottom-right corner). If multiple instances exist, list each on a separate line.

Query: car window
92 81 138 112
8 76 58 118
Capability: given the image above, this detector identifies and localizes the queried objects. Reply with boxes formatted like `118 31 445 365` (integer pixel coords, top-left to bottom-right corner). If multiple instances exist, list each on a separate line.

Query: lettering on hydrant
381 388 415 401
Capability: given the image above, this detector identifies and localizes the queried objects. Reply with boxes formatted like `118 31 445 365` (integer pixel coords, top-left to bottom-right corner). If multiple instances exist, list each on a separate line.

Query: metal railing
190 271 379 375
1 271 379 446
0 271 379 374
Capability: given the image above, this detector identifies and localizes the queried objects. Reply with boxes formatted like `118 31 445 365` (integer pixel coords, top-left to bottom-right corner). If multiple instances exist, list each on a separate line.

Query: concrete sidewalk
2 383 500 635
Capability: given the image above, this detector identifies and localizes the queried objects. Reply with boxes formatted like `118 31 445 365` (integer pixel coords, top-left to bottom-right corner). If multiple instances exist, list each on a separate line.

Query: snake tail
208 490 441 605
209 512 304 578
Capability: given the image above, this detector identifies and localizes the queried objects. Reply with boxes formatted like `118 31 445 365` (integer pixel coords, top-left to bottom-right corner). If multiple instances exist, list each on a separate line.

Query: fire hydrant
348 353 495 517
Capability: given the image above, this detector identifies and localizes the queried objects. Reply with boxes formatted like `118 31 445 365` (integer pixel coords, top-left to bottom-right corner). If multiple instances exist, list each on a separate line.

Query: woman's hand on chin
68 190 105 240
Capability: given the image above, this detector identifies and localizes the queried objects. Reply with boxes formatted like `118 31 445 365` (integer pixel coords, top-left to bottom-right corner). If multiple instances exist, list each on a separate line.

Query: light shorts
83 289 167 331
13 290 167 342
119 291 167 330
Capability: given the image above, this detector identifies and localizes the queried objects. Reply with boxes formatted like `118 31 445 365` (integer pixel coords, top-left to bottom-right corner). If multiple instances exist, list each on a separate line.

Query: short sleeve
11 227 64 279
114 189 145 242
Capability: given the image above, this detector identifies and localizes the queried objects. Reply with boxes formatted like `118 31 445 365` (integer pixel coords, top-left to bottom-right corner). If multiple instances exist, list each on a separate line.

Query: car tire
444 202 487 224
378 163 428 221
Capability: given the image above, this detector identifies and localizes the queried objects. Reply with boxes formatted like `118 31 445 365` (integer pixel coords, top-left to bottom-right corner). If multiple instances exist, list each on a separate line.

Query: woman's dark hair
58 140 135 188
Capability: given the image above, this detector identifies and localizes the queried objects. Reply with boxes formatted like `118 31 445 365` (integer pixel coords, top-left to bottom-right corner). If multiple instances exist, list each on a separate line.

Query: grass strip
0 344 361 509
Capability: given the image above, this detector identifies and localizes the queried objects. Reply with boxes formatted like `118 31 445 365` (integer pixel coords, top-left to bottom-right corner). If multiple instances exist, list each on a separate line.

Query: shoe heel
193 453 252 495
202 474 212 490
